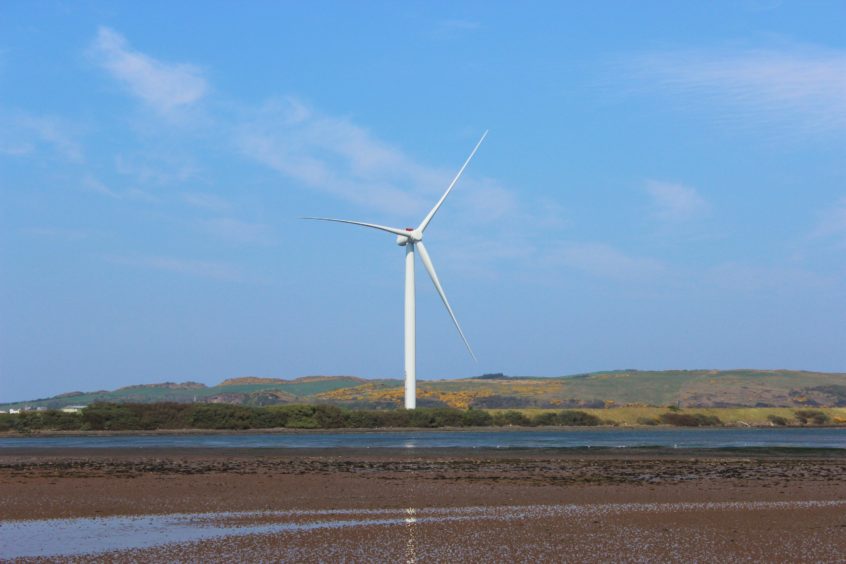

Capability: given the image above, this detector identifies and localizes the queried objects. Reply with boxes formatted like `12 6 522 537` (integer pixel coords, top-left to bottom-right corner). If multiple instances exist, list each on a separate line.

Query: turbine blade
302 217 411 238
417 130 488 233
416 241 476 361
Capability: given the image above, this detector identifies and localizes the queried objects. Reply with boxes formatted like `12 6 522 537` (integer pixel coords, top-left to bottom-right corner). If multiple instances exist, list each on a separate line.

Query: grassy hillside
3 370 846 411
494 406 846 427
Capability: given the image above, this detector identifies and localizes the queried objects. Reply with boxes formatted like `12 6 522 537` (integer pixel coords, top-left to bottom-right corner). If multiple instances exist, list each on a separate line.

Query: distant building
60 405 87 413
9 408 21 414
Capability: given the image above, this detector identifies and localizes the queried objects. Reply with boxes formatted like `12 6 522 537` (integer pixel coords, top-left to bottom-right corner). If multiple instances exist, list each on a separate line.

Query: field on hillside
318 371 846 409
490 407 846 427
4 370 846 411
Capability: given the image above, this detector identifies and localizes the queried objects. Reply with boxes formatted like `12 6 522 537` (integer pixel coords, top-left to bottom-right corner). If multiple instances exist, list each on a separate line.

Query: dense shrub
0 410 83 431
343 410 386 428
492 410 532 426
767 414 788 426
274 405 321 429
11 403 813 432
82 404 142 430
557 411 602 426
794 409 829 425
189 404 257 429
528 410 601 427
314 405 348 428
407 408 464 428
34 410 83 430
531 412 559 426
636 417 660 426
658 412 722 427
462 409 493 427
81 403 192 430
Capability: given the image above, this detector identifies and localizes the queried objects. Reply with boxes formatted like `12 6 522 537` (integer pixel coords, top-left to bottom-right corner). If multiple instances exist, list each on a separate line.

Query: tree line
0 403 606 431
2 403 834 432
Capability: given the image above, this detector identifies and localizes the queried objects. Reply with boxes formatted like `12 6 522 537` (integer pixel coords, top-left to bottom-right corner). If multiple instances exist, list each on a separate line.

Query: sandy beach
1 447 845 561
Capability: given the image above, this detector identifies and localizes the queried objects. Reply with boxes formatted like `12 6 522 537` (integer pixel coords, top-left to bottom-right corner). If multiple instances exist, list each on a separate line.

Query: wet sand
1 448 845 561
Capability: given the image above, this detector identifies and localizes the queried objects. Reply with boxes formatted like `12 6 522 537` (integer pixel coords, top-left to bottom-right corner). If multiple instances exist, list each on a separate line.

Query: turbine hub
396 228 422 246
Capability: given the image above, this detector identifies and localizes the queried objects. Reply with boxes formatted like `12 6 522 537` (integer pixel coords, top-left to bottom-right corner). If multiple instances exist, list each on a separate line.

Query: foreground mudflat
1 448 845 561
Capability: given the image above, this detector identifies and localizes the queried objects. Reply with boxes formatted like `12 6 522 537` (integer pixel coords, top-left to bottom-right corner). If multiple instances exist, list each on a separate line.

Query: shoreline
2 445 846 458
2 422 842 438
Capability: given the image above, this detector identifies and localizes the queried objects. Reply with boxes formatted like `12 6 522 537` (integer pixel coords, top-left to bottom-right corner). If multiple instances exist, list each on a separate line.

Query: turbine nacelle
396 228 422 246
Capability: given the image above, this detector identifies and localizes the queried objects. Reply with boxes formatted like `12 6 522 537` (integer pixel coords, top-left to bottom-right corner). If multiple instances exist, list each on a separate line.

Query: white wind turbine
305 131 487 409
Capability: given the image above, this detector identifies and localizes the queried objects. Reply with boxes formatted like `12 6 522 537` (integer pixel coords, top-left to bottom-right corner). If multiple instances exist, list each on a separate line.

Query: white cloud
90 27 207 113
645 180 710 222
549 242 666 280
628 47 846 132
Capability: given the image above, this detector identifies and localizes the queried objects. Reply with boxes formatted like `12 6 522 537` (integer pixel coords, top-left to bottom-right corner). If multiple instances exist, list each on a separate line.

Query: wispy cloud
107 255 244 281
0 111 83 161
83 174 158 202
89 27 208 113
549 242 666 280
115 153 198 185
195 217 274 245
628 46 846 132
23 227 104 240
181 192 230 211
706 261 833 293
83 175 120 198
810 197 846 244
237 98 506 219
645 180 710 223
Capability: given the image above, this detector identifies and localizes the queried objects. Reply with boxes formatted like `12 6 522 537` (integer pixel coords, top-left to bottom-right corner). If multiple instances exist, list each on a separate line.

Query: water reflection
404 507 418 563
2 500 845 559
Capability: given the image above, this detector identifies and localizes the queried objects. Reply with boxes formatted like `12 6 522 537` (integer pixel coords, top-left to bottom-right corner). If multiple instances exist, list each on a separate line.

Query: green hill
3 370 846 411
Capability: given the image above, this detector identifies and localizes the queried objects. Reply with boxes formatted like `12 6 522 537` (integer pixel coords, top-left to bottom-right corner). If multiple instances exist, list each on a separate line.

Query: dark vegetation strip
2 403 606 432
0 403 833 432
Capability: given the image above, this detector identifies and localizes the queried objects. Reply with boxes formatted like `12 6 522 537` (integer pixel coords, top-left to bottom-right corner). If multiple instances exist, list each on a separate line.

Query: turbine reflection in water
404 507 418 564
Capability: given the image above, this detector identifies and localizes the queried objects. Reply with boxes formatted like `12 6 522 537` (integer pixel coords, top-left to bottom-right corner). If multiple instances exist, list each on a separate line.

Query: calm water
1 427 844 449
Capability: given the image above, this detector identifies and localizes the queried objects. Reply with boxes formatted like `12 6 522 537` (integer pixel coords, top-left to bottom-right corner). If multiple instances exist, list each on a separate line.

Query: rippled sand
2 448 845 561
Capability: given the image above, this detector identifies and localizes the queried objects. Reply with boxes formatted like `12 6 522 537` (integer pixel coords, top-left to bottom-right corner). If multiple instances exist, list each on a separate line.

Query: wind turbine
305 131 487 409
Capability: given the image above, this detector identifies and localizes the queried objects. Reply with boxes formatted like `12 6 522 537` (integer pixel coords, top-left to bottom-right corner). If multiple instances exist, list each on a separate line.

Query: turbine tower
305 131 487 409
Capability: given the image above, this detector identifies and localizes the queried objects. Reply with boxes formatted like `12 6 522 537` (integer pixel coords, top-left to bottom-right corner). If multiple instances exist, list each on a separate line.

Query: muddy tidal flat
1 448 845 562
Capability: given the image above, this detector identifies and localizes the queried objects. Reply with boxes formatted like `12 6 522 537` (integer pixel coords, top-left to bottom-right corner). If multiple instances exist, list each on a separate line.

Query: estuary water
4 501 846 559
1 427 844 449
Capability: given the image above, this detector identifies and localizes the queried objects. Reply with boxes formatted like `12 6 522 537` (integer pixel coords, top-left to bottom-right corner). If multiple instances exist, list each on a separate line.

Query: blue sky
2 2 845 401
